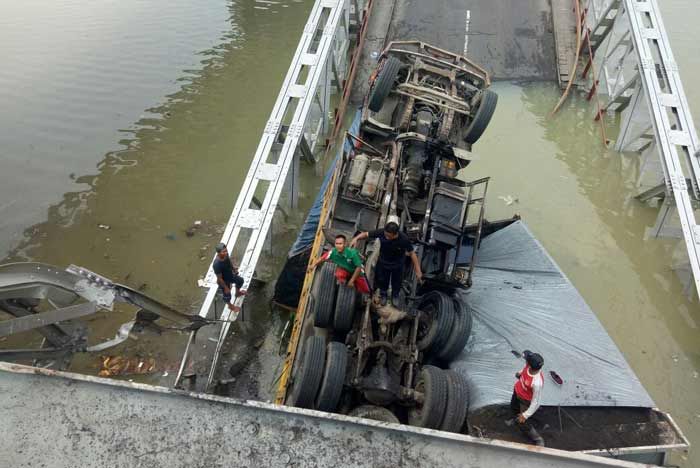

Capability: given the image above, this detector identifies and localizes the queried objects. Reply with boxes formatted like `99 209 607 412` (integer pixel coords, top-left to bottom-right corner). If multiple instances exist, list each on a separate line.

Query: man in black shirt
351 222 423 305
213 242 246 312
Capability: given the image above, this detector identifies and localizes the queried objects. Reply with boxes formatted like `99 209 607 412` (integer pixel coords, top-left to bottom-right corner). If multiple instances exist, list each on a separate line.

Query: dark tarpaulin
288 157 339 259
273 249 312 308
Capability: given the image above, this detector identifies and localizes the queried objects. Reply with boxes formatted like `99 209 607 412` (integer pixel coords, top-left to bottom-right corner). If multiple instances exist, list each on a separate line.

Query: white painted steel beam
175 0 357 390
587 0 700 297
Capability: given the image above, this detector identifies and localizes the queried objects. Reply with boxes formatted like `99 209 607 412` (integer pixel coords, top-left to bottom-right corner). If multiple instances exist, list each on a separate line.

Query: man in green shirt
309 234 370 294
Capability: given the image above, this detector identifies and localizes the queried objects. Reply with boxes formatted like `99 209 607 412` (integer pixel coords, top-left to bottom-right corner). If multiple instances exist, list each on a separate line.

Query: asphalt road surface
387 0 557 81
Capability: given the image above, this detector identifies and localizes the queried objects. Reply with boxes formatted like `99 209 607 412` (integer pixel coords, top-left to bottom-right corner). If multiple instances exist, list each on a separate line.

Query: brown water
0 0 317 377
469 82 700 466
1 0 699 466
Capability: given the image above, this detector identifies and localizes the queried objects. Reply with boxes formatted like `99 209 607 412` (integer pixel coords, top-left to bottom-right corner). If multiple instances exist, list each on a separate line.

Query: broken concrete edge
0 361 662 467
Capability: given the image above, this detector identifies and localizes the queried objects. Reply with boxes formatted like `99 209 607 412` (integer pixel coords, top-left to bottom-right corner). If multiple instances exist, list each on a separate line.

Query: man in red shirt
510 350 545 446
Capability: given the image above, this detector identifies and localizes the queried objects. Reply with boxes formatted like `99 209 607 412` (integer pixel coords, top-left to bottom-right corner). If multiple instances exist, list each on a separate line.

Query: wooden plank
551 0 578 88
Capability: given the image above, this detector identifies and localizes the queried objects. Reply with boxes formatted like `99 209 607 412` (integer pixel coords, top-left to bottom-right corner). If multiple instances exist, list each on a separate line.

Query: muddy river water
1 0 699 465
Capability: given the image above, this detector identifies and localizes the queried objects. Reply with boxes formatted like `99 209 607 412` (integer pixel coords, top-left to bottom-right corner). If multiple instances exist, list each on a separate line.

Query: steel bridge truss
585 0 700 296
175 0 366 390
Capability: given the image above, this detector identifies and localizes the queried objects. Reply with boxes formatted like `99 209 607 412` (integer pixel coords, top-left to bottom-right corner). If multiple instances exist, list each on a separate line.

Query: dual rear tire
333 285 356 333
437 296 473 361
313 263 337 328
407 366 470 432
312 263 357 334
417 292 472 362
291 336 347 413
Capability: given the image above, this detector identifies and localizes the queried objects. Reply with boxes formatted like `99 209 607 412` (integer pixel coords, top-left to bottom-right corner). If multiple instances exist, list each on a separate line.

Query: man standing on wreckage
350 217 423 306
509 350 546 446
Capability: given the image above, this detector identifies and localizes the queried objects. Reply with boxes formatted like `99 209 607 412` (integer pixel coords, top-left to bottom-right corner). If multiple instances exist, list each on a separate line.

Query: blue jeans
219 275 244 302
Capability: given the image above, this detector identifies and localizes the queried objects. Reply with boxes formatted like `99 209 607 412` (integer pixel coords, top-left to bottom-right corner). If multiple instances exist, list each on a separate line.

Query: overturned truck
274 42 689 465
284 41 499 428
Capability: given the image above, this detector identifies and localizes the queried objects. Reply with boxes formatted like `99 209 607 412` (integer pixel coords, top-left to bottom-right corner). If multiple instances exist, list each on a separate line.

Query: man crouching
213 242 246 312
309 234 370 294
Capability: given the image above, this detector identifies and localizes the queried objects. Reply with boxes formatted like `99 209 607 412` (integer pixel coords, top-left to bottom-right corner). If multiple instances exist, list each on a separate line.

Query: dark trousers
220 274 244 302
374 261 403 298
510 390 535 433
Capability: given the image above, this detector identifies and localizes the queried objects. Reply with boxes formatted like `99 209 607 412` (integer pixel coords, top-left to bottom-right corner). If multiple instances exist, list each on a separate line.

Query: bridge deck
387 0 557 81
0 362 646 468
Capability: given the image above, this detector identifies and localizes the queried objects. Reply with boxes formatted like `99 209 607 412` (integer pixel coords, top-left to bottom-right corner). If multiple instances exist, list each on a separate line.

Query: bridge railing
585 0 700 296
174 0 366 390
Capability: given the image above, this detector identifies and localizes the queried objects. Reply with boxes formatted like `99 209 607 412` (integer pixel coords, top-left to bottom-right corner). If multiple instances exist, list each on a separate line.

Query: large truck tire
437 297 473 361
333 284 357 333
440 370 470 433
417 292 455 353
368 56 402 112
289 336 326 408
348 405 400 424
464 89 498 144
315 341 348 412
408 366 448 429
313 262 337 328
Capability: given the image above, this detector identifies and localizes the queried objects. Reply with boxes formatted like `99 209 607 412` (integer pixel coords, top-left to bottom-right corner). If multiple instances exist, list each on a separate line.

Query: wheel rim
409 374 427 422
416 304 435 343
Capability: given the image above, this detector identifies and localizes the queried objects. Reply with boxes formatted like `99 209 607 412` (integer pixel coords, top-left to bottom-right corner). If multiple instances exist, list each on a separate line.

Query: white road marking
464 10 471 56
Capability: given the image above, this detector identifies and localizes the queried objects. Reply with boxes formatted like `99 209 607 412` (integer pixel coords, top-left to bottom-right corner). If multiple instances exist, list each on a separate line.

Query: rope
550 0 584 116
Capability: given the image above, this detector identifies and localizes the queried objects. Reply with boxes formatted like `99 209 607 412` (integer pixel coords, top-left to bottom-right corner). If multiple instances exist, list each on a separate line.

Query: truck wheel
349 405 400 424
464 89 498 144
368 56 402 112
437 297 472 361
333 284 357 333
440 370 469 433
315 341 348 412
416 292 455 353
408 366 448 429
289 336 326 408
313 263 337 328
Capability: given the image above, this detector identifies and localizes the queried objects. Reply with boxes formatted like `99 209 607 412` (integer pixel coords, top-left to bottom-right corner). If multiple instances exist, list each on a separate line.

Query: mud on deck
470 405 682 452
